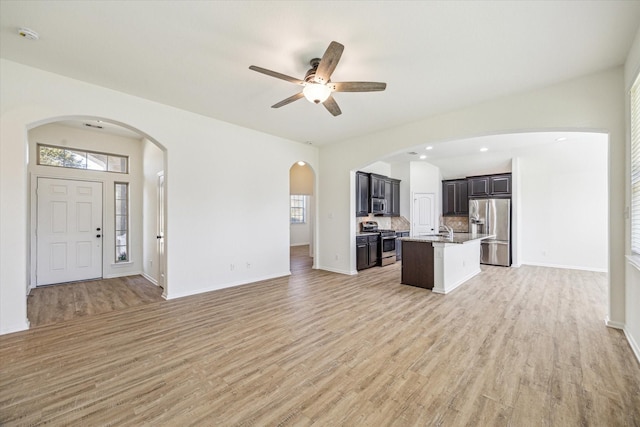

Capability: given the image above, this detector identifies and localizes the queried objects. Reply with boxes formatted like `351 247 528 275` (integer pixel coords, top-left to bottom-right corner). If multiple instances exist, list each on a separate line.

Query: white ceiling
1 1 639 147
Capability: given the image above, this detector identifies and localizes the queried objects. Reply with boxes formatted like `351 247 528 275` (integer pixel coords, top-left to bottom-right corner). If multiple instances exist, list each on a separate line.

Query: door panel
37 178 103 286
413 193 436 236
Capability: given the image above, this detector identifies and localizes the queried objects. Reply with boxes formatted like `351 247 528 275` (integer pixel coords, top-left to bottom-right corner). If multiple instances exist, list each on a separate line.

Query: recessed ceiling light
419 155 427 160
425 146 433 150
297 161 306 166
480 147 488 152
18 27 39 40
555 137 568 142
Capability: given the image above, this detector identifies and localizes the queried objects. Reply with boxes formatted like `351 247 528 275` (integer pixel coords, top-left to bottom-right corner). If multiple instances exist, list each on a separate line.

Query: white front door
37 178 103 286
412 193 436 236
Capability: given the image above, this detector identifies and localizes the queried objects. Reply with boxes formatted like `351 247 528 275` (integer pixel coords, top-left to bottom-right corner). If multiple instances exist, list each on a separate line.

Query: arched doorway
289 161 316 272
25 116 169 326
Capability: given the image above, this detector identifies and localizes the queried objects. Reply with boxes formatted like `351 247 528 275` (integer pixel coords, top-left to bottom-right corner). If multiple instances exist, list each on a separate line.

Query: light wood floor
2 252 639 425
27 275 165 327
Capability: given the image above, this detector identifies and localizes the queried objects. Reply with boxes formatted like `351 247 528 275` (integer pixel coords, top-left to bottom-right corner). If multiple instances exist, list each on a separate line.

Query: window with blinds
631 73 640 255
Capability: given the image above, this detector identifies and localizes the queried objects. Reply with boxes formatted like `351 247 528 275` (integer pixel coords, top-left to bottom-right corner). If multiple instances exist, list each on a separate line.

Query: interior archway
289 161 316 272
25 115 169 327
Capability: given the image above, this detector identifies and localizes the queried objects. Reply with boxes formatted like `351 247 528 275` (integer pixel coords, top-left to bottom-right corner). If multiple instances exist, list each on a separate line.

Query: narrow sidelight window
115 182 129 262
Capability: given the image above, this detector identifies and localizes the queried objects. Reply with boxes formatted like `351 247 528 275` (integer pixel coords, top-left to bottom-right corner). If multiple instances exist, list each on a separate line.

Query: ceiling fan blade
314 41 344 84
323 95 342 116
271 92 304 108
249 65 304 85
329 82 387 92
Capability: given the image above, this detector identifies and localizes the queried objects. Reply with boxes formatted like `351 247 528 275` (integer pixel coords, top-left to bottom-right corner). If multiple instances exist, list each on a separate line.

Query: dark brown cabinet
355 171 401 217
401 240 434 289
356 172 370 217
369 174 386 199
490 174 511 195
468 176 490 198
356 234 380 270
442 179 468 216
382 178 401 217
468 173 511 198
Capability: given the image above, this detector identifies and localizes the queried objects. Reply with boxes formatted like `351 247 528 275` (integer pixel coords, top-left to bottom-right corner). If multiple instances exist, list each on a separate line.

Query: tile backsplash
443 216 469 232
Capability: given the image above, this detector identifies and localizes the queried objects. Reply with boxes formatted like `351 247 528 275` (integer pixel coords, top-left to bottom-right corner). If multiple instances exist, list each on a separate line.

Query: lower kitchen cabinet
401 240 435 289
356 235 380 270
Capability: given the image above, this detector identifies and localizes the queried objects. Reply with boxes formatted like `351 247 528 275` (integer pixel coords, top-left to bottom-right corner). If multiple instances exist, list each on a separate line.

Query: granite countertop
399 232 495 244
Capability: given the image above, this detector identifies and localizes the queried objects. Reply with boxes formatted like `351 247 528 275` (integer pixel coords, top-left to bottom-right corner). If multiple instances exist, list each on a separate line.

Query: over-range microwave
371 197 386 215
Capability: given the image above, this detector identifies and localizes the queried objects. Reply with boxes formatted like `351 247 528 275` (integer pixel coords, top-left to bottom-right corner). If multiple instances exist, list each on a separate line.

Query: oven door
379 235 397 266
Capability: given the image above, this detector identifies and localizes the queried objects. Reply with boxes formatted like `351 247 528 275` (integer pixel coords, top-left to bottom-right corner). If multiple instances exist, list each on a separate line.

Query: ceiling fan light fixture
303 83 332 104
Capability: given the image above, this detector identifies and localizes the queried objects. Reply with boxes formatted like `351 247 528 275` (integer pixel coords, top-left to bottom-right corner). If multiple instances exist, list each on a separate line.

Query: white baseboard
432 268 481 294
0 318 30 335
316 265 357 275
103 270 143 279
522 261 607 273
165 271 292 300
605 317 640 365
624 327 640 365
141 272 159 286
605 316 625 330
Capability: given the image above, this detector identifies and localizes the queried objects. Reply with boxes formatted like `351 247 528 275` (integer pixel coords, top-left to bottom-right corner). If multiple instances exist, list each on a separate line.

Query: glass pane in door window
87 153 108 171
108 156 128 173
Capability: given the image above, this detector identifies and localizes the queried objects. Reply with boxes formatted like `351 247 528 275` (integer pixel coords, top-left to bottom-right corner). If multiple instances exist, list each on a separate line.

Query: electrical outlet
335 254 339 260
230 263 235 271
246 262 251 269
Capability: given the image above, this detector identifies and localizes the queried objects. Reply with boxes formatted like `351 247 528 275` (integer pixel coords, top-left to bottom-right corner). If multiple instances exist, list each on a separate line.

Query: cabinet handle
96 234 102 238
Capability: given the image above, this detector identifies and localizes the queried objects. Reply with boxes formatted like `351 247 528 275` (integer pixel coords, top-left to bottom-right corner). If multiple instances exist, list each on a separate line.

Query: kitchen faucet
439 224 454 239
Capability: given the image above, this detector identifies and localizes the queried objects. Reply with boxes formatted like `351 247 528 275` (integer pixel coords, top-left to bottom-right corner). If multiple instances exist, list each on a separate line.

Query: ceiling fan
249 41 386 117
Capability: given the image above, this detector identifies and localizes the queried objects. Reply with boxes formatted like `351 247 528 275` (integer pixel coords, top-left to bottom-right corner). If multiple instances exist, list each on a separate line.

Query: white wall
518 136 608 271
142 138 164 285
0 59 318 334
27 123 144 283
317 67 626 326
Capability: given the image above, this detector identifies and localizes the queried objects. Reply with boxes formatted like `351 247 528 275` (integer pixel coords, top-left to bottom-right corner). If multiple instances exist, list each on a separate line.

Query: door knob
157 235 162 239
96 234 102 238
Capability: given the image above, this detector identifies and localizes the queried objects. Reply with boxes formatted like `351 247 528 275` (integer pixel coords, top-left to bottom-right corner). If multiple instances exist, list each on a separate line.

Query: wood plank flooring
2 252 640 425
27 275 165 327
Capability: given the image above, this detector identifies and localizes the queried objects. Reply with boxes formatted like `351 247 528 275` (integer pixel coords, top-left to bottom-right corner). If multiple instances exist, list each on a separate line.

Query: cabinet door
368 236 379 267
369 174 385 198
490 175 511 195
456 181 468 214
356 172 370 217
384 179 392 214
356 241 369 270
391 180 401 216
468 177 490 197
442 181 457 215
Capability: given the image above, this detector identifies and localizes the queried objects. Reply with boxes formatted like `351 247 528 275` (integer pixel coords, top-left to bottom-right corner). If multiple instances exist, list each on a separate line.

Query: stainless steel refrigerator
469 198 511 266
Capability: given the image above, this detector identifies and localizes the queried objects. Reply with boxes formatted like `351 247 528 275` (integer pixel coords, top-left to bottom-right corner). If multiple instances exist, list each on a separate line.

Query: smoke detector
18 27 39 40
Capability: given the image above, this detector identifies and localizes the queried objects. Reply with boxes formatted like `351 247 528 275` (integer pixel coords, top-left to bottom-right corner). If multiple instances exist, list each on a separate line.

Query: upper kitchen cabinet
442 179 468 216
468 176 490 197
369 173 386 199
383 178 401 217
490 174 511 196
468 173 511 198
356 171 370 217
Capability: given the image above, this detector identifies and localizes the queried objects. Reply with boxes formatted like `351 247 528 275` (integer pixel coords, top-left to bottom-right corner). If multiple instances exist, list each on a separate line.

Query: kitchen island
399 233 494 294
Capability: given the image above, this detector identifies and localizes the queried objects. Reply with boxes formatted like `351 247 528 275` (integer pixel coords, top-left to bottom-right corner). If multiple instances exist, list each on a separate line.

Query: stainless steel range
360 221 396 266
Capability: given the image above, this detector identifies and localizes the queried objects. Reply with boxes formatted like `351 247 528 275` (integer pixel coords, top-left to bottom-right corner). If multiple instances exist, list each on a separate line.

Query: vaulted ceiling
1 1 639 146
